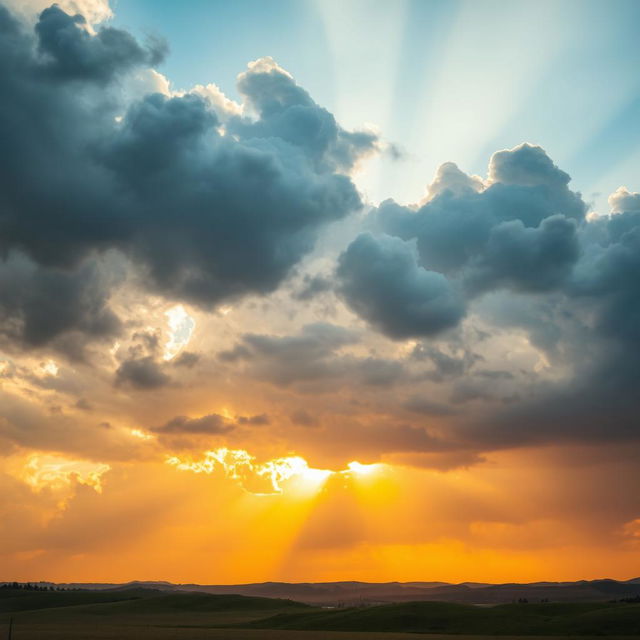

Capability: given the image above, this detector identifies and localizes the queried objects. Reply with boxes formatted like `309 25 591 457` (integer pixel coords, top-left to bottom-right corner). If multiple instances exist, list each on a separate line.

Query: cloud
0 252 120 355
220 323 358 388
4 0 112 25
337 233 465 339
35 5 166 84
114 356 171 390
373 144 585 291
292 273 333 301
0 387 148 461
411 344 483 382
290 409 319 427
171 351 200 368
0 4 371 350
237 413 270 426
230 56 379 173
608 186 640 214
464 214 579 294
339 144 585 342
1 2 639 485
425 161 484 200
153 414 232 435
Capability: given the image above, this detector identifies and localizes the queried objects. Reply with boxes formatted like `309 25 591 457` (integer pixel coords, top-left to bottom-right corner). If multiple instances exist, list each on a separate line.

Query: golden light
346 461 383 476
38 359 59 377
7 452 110 493
129 428 154 440
166 448 333 496
163 304 195 360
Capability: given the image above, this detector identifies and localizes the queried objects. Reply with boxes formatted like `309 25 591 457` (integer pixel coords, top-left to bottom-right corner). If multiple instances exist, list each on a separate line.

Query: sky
0 0 640 584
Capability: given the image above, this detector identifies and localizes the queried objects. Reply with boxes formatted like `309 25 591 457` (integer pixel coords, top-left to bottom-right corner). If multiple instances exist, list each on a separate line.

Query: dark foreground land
1 587 639 639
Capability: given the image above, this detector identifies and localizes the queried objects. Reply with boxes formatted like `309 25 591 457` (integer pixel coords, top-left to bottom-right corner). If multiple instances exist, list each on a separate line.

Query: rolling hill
244 600 640 635
11 576 640 606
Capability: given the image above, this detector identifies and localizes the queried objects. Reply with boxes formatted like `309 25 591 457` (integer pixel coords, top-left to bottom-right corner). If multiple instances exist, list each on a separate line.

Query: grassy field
244 600 640 635
0 587 308 629
1 587 639 639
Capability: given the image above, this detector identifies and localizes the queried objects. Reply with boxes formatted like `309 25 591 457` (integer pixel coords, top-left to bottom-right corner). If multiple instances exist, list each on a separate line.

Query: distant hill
9 576 639 606
5 578 640 606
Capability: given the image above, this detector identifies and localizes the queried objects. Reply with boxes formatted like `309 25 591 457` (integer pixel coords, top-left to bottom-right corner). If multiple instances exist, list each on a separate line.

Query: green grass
2 588 639 637
0 587 310 633
0 587 155 613
242 600 640 635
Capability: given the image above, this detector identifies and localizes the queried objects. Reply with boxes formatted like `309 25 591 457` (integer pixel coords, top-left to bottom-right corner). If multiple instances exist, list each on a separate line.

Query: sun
347 461 383 476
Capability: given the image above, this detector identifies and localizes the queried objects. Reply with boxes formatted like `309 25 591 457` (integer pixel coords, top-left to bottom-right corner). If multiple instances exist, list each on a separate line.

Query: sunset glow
1 0 639 590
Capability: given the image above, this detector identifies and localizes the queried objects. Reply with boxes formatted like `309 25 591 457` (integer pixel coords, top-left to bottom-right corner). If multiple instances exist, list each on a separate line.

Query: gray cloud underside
333 145 640 448
0 4 372 349
1 3 639 464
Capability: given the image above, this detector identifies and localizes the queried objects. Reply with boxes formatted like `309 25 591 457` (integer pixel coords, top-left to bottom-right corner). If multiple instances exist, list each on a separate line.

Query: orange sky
2 444 639 584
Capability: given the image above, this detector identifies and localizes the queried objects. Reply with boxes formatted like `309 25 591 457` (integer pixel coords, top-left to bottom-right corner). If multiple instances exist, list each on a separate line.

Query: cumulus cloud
343 144 585 341
35 6 166 83
0 4 371 351
374 144 585 287
337 233 465 339
425 161 484 200
230 56 379 173
608 186 640 214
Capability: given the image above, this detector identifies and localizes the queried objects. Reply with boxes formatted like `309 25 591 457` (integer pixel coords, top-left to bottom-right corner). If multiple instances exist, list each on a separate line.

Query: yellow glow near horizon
347 460 383 476
167 449 385 496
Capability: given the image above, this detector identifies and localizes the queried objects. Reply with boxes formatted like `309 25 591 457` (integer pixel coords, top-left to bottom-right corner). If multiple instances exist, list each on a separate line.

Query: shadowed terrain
244 601 640 635
1 586 639 638
19 577 640 606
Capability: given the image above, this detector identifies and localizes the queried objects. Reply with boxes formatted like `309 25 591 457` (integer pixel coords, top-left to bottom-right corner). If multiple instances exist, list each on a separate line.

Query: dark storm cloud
449 206 640 450
153 413 232 435
463 214 579 294
114 356 170 390
0 4 369 349
36 5 166 84
332 143 640 453
0 252 120 353
337 144 585 339
2 1 640 467
374 144 585 291
336 233 465 339
229 57 378 173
